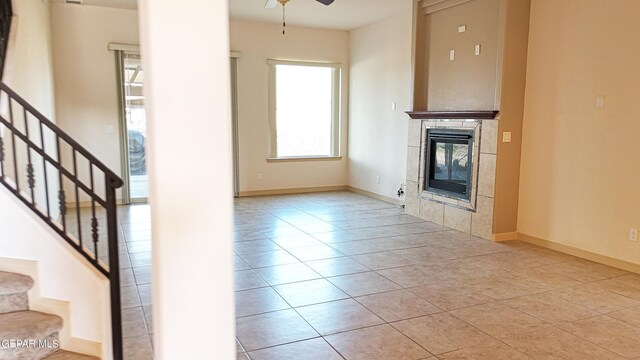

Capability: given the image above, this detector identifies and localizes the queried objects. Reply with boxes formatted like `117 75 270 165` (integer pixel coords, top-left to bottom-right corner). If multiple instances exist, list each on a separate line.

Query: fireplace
425 129 473 200
405 111 499 239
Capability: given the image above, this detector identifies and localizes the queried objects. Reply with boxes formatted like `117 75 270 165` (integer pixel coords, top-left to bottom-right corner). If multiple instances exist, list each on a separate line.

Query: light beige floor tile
287 244 344 261
137 283 152 306
502 324 624 360
377 265 449 288
123 334 154 360
449 302 547 339
235 269 269 291
239 250 300 268
132 266 152 285
356 289 442 322
559 315 640 358
235 287 290 318
325 324 431 360
393 313 493 355
121 285 141 309
329 271 400 297
274 278 348 307
306 257 370 277
248 338 343 360
270 234 324 249
550 283 640 313
234 255 251 271
437 342 531 360
236 309 319 351
503 292 601 325
254 262 321 286
410 281 493 310
608 307 640 328
142 305 152 333
594 274 640 300
120 267 136 287
297 298 384 335
351 252 415 270
234 239 282 255
540 259 629 283
122 307 148 338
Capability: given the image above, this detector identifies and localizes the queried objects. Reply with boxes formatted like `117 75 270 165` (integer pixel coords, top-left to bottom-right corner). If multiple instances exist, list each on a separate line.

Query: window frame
267 59 342 160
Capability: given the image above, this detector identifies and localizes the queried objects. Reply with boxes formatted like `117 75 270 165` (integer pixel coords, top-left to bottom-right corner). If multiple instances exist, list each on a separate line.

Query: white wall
230 20 349 193
139 0 235 358
2 0 56 118
347 10 413 198
0 188 110 358
50 3 139 200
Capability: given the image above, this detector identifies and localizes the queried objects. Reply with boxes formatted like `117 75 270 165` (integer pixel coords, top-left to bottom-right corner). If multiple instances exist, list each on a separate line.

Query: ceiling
229 0 412 30
54 0 411 31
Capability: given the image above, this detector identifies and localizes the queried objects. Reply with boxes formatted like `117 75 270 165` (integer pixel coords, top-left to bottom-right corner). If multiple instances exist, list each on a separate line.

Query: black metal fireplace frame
424 129 474 200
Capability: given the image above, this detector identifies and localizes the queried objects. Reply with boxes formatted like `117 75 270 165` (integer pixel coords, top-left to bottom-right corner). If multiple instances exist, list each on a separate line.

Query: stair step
0 271 34 295
45 350 100 359
0 310 63 340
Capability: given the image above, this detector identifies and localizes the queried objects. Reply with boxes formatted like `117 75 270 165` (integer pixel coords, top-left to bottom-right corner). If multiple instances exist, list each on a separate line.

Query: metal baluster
39 122 51 218
8 98 18 192
73 150 82 248
24 108 35 204
0 136 4 179
56 135 66 231
90 164 98 261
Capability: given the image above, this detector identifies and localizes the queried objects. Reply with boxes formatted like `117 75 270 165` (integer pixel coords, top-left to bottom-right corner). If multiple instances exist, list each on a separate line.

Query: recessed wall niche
407 0 531 240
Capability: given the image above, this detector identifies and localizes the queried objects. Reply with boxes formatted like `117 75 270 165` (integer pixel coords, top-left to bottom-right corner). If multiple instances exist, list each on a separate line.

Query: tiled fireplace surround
405 115 499 240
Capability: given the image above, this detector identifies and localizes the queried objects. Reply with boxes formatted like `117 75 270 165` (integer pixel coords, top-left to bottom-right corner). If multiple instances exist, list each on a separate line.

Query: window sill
267 156 343 163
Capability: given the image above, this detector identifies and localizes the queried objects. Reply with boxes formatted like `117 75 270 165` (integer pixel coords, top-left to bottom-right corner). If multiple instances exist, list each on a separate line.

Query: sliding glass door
117 51 148 203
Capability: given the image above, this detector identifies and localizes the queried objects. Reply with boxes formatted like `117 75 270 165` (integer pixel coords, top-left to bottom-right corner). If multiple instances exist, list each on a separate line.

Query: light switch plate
502 132 512 143
449 50 455 61
596 96 605 108
458 25 466 33
475 44 481 56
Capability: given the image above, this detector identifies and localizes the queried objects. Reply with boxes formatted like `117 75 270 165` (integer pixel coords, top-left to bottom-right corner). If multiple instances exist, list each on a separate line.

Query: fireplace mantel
406 111 499 120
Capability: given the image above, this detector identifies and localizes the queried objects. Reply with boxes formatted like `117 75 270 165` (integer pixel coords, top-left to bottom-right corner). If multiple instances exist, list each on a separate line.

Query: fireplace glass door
426 130 473 199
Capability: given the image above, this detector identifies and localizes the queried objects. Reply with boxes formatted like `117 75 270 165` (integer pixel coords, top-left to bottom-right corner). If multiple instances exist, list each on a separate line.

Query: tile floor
106 191 640 359
233 192 640 360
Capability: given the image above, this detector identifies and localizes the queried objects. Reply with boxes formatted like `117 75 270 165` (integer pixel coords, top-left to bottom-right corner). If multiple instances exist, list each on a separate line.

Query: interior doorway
117 51 148 203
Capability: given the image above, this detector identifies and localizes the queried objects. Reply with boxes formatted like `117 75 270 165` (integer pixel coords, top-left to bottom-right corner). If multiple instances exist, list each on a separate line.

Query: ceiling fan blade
315 0 334 5
264 0 278 8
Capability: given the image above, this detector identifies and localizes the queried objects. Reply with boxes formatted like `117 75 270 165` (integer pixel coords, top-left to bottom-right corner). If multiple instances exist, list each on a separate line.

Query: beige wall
348 10 412 198
425 0 501 111
230 20 349 193
50 3 139 199
3 0 55 118
518 0 640 264
492 0 530 234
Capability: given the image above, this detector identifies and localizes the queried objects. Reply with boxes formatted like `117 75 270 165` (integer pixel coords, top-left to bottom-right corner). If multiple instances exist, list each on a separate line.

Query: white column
138 1 235 359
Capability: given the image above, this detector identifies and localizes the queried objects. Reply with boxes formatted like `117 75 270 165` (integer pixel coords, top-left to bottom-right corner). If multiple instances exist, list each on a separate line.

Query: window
268 60 341 159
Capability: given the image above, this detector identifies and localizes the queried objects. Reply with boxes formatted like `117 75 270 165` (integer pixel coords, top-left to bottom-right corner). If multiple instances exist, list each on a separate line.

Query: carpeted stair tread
0 310 63 340
0 271 34 295
44 350 101 359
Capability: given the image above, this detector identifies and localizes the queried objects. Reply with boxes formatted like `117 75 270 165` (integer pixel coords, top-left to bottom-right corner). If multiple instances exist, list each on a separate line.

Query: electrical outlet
257 172 263 180
630 228 638 242
397 183 405 198
376 176 381 184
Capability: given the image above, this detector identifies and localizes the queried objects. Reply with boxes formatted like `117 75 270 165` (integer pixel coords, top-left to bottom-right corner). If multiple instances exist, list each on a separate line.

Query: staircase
0 271 98 359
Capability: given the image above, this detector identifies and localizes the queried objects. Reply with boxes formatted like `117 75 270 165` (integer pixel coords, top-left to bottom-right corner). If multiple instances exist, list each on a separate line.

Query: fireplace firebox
425 129 474 200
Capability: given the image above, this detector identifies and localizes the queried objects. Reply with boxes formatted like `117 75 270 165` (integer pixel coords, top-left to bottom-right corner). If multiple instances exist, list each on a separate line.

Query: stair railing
0 82 124 360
